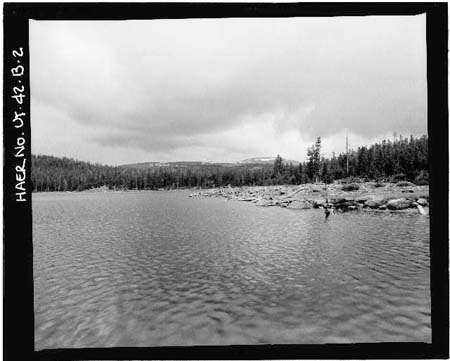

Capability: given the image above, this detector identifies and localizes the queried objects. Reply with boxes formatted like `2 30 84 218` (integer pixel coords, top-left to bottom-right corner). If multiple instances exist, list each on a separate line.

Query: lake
33 190 431 349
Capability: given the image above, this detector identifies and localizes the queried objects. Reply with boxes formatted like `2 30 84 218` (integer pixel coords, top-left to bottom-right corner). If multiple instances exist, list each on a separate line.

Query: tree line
31 134 428 192
284 134 428 185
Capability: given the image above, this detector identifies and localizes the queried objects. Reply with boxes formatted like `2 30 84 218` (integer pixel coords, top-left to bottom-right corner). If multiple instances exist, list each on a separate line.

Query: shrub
414 171 429 185
342 183 360 191
340 177 363 184
390 173 407 183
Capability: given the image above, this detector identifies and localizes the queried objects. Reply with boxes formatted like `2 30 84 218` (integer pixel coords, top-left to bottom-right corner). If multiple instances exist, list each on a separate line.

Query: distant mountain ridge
121 161 236 169
237 157 299 166
121 156 299 169
237 157 276 164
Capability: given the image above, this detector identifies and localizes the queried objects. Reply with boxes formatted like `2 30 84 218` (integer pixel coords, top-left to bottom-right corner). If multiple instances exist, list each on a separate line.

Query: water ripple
33 191 430 349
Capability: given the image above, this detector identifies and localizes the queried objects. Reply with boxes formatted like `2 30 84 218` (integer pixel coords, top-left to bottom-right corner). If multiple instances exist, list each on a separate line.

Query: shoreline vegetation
32 134 428 193
189 181 429 215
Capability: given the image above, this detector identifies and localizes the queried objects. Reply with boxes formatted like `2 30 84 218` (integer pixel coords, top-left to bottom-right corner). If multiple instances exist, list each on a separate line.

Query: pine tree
273 154 284 178
307 137 321 182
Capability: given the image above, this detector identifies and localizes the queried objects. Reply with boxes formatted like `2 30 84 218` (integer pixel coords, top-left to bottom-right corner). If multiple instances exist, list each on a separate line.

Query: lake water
33 190 431 349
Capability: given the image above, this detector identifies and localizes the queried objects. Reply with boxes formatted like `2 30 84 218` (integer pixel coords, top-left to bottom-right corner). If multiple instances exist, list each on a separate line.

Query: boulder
335 200 358 210
255 199 273 207
416 204 427 215
275 199 290 206
239 197 257 202
342 196 355 202
312 198 328 208
331 197 347 204
364 199 386 209
287 200 311 210
396 181 415 187
364 182 378 188
355 196 370 203
417 198 428 206
386 198 413 210
401 189 415 193
342 183 360 191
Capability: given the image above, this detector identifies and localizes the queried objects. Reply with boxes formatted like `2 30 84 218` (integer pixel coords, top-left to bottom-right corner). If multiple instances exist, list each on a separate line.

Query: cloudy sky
30 16 427 165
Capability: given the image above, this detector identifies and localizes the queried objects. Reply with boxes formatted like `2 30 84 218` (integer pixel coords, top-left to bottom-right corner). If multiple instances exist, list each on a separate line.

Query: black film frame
3 2 448 360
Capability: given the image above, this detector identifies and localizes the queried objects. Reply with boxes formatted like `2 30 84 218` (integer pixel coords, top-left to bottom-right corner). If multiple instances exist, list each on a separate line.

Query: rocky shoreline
189 182 429 215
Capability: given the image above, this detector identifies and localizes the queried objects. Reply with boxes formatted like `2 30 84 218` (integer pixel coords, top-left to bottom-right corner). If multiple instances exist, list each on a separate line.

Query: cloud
30 16 427 164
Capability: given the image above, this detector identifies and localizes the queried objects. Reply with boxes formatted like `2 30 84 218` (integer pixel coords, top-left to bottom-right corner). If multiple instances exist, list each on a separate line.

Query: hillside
121 156 298 170
31 134 428 192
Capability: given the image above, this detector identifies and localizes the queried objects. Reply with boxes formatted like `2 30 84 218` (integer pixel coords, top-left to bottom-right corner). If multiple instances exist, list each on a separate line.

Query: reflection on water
33 191 430 349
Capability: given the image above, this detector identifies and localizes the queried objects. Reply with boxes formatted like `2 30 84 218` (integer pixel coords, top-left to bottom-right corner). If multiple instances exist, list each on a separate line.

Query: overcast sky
30 16 427 165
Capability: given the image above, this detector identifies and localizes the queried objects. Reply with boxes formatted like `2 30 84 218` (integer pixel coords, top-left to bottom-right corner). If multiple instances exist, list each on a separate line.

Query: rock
312 199 328 208
401 189 415 193
364 199 386 209
255 199 273 207
417 198 428 206
416 204 427 215
287 200 311 210
331 197 346 204
396 181 415 187
386 198 413 210
334 200 358 210
355 196 370 203
342 196 355 201
364 182 377 188
192 183 428 215
275 199 290 206
342 183 360 191
341 200 358 207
